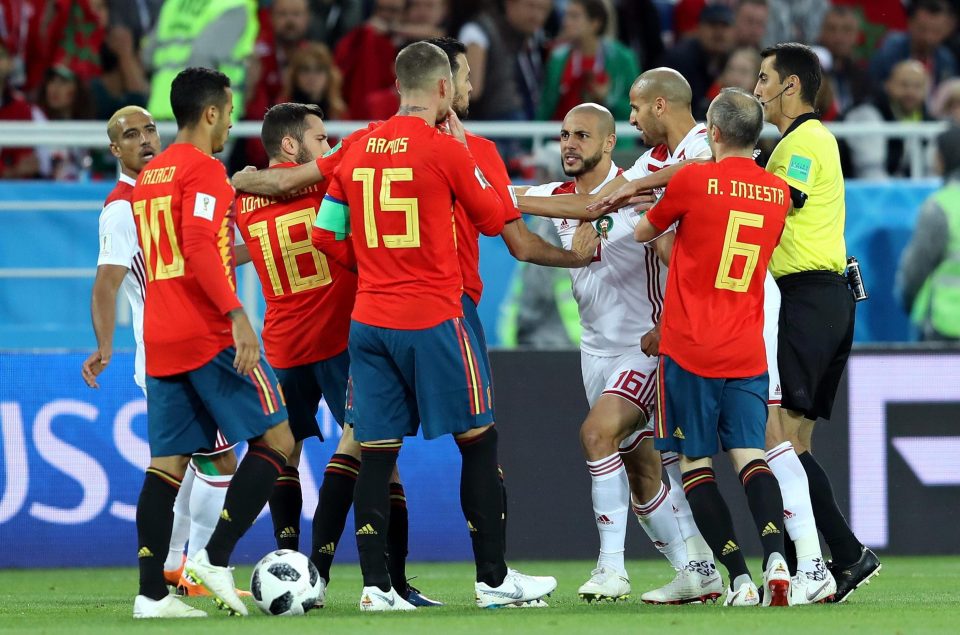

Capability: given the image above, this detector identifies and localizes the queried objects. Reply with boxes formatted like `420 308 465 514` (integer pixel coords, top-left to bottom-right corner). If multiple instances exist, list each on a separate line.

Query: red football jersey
646 157 789 377
235 163 357 369
324 115 509 329
457 132 521 305
131 143 240 376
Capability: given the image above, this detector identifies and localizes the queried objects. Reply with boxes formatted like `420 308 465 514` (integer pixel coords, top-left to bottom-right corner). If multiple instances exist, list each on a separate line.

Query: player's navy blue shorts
654 354 768 458
347 317 494 442
461 293 496 417
274 349 350 442
146 347 288 457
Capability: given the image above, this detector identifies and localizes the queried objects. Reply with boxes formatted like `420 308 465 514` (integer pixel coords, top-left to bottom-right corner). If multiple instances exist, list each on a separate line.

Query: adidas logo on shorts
356 524 378 536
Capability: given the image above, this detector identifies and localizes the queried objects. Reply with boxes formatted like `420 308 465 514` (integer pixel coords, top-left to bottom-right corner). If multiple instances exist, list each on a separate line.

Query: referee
754 43 880 603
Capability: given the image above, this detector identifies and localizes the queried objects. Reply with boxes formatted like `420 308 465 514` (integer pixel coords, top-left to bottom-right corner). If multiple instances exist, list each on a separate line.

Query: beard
562 148 603 176
452 96 469 119
294 145 313 165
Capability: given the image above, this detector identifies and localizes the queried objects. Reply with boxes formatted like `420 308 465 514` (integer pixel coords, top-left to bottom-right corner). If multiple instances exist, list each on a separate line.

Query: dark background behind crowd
1 0 958 180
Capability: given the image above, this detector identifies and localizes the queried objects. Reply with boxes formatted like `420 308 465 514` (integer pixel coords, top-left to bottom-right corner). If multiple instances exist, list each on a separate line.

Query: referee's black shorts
776 271 855 421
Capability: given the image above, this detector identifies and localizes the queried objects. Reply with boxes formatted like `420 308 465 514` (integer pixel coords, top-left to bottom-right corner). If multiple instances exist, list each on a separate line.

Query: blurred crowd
3 0 960 180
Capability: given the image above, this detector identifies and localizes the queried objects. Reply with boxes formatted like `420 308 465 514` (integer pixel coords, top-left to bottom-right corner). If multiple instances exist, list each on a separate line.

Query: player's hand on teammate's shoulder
587 180 641 215
443 109 468 146
81 349 110 389
572 221 600 265
640 324 661 357
228 308 260 374
231 165 258 188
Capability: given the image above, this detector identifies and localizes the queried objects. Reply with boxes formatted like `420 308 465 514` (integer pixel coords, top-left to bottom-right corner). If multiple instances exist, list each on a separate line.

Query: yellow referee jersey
766 115 846 278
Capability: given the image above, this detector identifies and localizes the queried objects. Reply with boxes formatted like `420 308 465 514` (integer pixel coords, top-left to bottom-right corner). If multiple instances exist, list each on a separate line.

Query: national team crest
595 215 614 239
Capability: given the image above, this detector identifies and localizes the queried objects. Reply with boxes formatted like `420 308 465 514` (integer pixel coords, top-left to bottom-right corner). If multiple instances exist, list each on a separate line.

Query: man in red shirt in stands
129 67 293 619
634 88 792 607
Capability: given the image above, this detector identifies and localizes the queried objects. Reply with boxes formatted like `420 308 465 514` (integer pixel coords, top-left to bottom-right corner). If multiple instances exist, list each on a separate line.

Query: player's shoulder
465 130 496 153
525 181 569 197
104 177 135 207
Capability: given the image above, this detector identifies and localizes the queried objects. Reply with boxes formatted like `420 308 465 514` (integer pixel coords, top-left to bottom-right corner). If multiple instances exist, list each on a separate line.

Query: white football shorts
581 348 657 452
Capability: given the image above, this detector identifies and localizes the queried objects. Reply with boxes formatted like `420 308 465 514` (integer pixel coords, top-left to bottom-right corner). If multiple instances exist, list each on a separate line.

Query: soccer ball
250 549 322 616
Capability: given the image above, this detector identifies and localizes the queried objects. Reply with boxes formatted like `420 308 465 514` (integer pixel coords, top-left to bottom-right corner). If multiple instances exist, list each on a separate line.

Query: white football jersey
623 123 713 199
525 163 666 357
96 173 147 388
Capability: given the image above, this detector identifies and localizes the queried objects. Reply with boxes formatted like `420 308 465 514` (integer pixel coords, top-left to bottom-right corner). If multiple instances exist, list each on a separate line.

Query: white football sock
766 441 823 573
187 469 231 558
586 453 630 574
662 452 715 566
632 482 687 569
164 466 194 571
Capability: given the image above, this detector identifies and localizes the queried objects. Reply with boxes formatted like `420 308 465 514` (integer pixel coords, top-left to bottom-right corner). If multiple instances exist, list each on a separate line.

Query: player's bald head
566 103 615 137
107 106 153 143
395 40 452 94
631 67 692 106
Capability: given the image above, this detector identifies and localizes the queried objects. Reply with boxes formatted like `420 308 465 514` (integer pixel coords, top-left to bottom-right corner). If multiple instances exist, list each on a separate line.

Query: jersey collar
118 173 136 186
780 112 819 140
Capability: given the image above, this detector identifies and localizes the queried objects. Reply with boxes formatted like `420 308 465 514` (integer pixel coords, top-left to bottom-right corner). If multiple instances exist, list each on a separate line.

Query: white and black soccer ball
250 550 322 616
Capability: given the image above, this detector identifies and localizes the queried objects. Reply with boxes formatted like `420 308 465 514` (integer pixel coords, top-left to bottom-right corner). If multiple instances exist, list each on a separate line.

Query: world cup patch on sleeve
194 193 216 220
786 155 812 183
100 233 112 256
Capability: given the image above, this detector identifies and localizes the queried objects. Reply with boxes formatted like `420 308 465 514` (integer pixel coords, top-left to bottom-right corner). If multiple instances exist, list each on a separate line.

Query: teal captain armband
316 194 350 239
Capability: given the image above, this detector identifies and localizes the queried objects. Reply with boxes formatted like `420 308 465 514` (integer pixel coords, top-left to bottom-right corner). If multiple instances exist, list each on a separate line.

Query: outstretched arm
500 218 597 267
587 159 700 215
516 174 629 220
232 162 324 197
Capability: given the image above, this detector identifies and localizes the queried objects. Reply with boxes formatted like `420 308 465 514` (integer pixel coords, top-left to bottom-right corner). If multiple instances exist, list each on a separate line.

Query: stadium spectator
733 0 768 50
870 0 957 89
0 0 46 92
832 0 907 61
818 5 873 114
333 0 404 120
897 125 960 342
614 0 664 71
763 0 828 49
304 0 364 47
537 0 639 122
657 4 735 120
284 43 348 118
106 0 162 45
707 46 761 101
932 78 960 124
246 0 311 123
90 26 149 121
0 40 40 178
456 0 552 121
145 0 259 121
35 64 95 180
843 60 933 180
671 0 737 40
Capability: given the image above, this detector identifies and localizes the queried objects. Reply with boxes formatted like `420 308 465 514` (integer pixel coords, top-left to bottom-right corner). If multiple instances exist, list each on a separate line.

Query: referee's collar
780 112 820 139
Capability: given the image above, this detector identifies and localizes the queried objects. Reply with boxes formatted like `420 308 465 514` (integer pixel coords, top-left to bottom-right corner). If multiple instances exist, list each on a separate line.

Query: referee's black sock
682 467 750 582
457 427 508 587
205 442 287 567
268 465 302 551
310 453 360 582
136 468 181 600
354 443 399 592
798 451 863 565
387 483 410 597
739 460 786 569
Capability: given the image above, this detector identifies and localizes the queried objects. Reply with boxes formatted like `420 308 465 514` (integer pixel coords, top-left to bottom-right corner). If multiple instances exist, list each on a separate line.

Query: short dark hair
170 67 231 129
261 102 325 159
908 0 951 18
395 41 451 92
571 0 609 35
708 87 764 149
760 42 822 105
424 36 467 75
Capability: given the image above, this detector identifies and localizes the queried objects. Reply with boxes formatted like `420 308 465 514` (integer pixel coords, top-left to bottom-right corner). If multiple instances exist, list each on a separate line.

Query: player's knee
579 419 616 456
149 455 191 479
261 420 295 460
285 441 303 469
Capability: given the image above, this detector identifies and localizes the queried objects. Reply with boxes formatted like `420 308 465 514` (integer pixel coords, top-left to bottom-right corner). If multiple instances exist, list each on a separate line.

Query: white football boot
183 549 247 616
762 555 791 607
313 577 328 609
577 566 631 602
641 564 724 604
723 580 760 606
133 594 207 618
790 559 837 605
476 568 557 608
359 586 416 611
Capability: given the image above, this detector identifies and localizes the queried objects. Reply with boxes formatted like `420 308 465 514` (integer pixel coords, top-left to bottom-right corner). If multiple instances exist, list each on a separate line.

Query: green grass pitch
1 557 958 634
